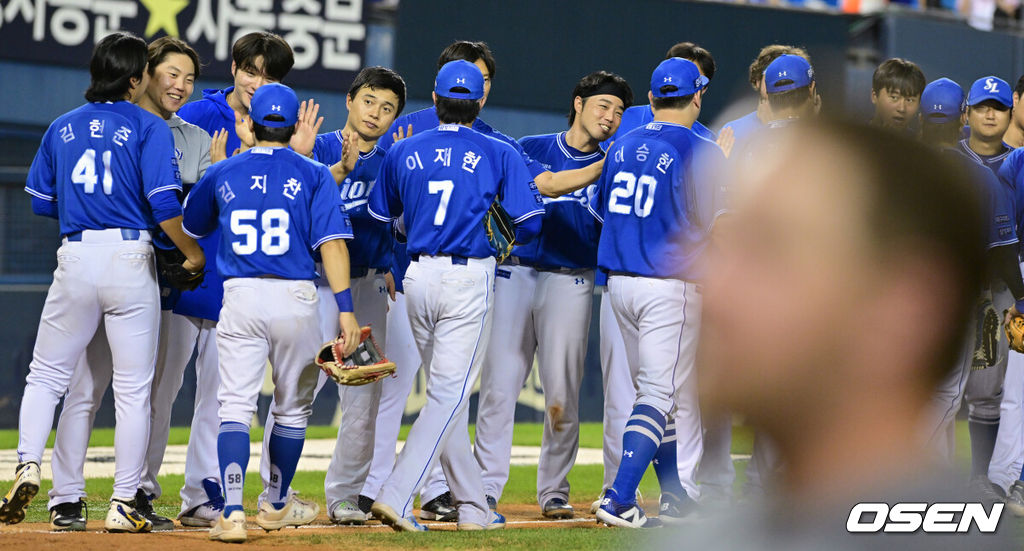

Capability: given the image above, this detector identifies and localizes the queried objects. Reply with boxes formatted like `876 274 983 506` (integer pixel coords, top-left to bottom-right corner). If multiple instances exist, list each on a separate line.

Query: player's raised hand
290 98 324 157
234 110 255 150
210 128 229 164
392 124 413 143
338 311 362 357
717 126 735 158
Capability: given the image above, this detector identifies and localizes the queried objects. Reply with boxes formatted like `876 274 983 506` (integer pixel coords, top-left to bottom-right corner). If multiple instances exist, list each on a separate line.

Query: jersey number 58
230 208 291 256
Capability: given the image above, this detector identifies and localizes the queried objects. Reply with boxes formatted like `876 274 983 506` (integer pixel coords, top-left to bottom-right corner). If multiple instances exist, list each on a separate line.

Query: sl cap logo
985 78 999 93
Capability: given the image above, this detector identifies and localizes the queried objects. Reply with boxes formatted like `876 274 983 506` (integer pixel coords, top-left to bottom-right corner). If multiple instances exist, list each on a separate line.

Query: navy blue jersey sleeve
25 124 57 202
999 150 1024 244
368 148 401 222
310 164 353 249
182 168 219 238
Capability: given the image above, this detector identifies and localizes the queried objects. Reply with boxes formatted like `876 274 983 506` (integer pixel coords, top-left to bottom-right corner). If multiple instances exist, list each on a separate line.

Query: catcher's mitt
484 200 515 263
1005 310 1024 354
154 247 204 292
316 326 396 386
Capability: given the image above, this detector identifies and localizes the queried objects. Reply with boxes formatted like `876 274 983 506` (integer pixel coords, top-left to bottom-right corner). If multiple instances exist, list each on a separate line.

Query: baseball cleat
591 488 642 515
371 501 428 532
49 499 87 531
596 490 661 528
255 495 319 531
330 501 366 525
357 494 374 517
180 501 225 527
458 511 505 531
105 497 153 533
134 489 175 530
210 510 248 543
0 461 40 525
1006 480 1024 516
658 492 697 525
969 476 1006 508
542 497 575 519
486 494 498 511
419 491 458 521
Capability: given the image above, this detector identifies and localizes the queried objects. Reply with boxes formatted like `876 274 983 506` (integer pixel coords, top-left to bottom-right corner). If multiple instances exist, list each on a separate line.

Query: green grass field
0 421 974 549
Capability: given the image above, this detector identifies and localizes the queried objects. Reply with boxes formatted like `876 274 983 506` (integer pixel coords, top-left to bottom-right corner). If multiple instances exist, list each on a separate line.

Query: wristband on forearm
335 289 354 312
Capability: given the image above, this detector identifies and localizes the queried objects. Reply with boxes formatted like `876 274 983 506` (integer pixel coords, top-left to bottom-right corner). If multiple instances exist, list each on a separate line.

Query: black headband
580 82 631 107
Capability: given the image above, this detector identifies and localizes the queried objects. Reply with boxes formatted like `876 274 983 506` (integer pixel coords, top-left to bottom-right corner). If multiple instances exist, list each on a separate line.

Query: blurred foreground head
700 120 984 493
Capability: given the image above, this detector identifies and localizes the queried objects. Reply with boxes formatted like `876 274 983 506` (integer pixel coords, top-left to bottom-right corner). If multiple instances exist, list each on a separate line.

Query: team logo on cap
664 75 673 83
456 77 466 84
694 77 703 88
778 70 787 77
271 104 281 112
985 78 1000 93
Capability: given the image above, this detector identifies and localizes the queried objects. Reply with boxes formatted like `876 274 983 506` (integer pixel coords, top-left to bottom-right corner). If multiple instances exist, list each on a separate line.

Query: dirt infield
0 502 614 550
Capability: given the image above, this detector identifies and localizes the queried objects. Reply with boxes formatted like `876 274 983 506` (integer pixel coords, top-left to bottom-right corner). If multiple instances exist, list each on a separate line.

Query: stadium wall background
0 0 1021 428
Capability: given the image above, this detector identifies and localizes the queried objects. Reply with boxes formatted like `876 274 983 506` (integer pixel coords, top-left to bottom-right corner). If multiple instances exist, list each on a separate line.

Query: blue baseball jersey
377 106 546 178
176 88 240 320
183 146 353 280
997 147 1024 246
514 131 603 269
603 105 716 149
369 124 544 258
25 101 181 235
313 130 392 270
958 139 1013 176
720 110 762 146
589 122 725 280
944 149 1016 249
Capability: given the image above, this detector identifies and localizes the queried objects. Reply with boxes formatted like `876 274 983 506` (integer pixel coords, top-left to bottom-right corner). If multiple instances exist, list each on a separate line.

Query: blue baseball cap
967 76 1012 108
250 83 298 128
650 57 708 98
434 60 484 100
920 78 964 124
763 55 814 94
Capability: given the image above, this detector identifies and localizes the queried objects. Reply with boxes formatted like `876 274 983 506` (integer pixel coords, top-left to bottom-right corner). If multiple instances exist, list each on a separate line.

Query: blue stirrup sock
610 404 665 505
268 424 306 509
217 422 250 516
652 418 687 499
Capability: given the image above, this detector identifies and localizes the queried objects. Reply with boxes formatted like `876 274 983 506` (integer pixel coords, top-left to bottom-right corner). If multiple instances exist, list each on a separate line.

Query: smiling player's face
574 94 624 143
231 56 277 111
145 53 196 118
967 102 1011 142
345 85 401 142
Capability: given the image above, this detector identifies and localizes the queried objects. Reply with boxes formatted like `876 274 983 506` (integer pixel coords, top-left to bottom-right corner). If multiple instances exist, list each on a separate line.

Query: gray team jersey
168 114 211 185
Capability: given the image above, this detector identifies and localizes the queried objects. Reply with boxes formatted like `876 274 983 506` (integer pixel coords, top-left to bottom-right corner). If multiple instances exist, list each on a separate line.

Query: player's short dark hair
872 58 925 97
348 66 407 116
85 31 149 103
232 31 294 82
567 71 633 127
665 42 716 81
252 115 295 143
920 119 962 147
767 86 814 113
436 96 481 125
651 93 695 111
749 44 810 90
147 36 201 79
437 41 496 80
820 120 984 386
1015 74 1024 97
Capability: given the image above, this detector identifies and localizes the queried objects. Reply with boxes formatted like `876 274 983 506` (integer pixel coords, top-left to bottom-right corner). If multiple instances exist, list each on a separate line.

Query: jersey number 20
609 171 657 218
231 209 290 256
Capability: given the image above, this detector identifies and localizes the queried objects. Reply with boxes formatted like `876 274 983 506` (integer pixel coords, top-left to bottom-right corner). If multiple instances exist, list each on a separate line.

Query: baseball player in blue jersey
0 32 204 532
960 76 1014 175
367 60 543 532
605 43 716 148
590 57 725 528
183 83 360 543
45 36 212 532
718 45 812 158
261 66 407 525
472 71 632 519
916 79 1024 503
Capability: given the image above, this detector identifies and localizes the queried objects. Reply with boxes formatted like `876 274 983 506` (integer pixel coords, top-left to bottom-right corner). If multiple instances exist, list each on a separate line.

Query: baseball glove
972 296 1000 369
316 326 396 386
484 200 515 263
1005 309 1024 354
154 246 204 292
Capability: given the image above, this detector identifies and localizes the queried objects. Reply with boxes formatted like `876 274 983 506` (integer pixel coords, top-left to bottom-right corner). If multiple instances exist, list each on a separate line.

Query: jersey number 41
72 149 113 195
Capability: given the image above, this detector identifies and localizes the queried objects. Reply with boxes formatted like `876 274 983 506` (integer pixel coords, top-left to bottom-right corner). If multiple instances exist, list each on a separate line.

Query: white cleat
0 461 41 525
104 498 153 533
180 502 225 527
210 510 248 543
255 495 319 531
329 501 367 525
371 501 428 532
